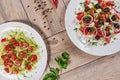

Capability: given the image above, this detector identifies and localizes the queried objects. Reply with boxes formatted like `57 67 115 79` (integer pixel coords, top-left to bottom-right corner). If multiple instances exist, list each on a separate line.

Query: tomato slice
4 68 9 73
29 55 38 62
26 65 32 70
77 12 84 21
1 38 6 42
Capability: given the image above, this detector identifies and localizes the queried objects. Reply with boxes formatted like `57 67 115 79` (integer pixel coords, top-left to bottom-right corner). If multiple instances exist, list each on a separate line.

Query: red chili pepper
53 0 58 8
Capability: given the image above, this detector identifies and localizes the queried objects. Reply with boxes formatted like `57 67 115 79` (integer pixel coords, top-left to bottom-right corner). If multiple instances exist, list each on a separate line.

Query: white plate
65 0 120 56
0 22 47 80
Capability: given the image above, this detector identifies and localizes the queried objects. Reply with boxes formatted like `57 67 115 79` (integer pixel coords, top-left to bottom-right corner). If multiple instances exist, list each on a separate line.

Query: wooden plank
21 0 66 39
0 0 29 24
46 31 100 73
60 53 120 80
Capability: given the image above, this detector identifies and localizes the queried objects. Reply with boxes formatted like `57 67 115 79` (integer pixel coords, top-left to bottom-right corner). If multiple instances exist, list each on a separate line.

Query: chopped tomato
28 46 34 51
19 51 27 58
19 41 29 47
12 70 18 74
10 54 17 61
98 0 102 3
97 29 103 37
4 68 9 73
90 8 95 15
14 59 22 67
106 1 115 6
4 60 8 66
77 12 84 21
10 37 15 42
4 45 11 52
7 60 13 68
1 55 10 61
8 49 14 54
105 37 111 43
26 65 32 70
13 42 19 47
1 38 6 42
85 0 90 6
29 55 37 62
101 2 107 9
99 14 106 22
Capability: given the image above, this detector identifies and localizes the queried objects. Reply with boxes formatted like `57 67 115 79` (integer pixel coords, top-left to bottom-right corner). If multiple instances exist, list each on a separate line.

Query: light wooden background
0 0 120 80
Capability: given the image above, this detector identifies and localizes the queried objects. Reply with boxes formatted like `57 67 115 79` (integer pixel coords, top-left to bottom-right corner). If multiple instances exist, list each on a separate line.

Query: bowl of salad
0 22 47 80
65 0 120 56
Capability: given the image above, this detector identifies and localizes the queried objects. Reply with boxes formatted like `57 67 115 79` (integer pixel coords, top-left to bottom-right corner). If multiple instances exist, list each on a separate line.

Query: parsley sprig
43 52 70 80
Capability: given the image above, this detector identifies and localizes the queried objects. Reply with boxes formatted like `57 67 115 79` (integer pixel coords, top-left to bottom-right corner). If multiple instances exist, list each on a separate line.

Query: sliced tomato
105 37 111 43
85 0 90 7
99 14 106 22
14 59 22 67
19 51 27 58
26 64 32 70
8 49 14 54
98 0 102 3
4 68 9 73
77 12 84 21
1 38 6 42
4 60 8 66
106 1 115 6
19 41 29 47
29 55 38 62
90 8 95 15
12 70 18 74
7 60 13 68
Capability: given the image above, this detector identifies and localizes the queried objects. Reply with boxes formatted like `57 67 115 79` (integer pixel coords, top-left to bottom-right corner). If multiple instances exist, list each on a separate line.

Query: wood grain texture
60 53 120 80
46 31 100 73
0 0 29 24
63 0 70 7
21 0 66 39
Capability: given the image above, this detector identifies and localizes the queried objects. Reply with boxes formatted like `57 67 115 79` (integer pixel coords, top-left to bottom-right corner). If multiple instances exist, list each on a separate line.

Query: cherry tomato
4 68 9 73
85 0 90 7
29 55 37 62
26 65 32 70
98 0 102 3
90 8 95 15
1 38 6 42
77 12 84 21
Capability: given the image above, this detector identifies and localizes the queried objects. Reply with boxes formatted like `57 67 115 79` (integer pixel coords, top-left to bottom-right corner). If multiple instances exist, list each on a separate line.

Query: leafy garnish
43 68 59 80
43 52 70 80
55 52 69 70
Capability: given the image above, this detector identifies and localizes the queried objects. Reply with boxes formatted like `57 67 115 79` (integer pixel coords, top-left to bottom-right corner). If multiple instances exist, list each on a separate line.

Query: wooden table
0 0 120 80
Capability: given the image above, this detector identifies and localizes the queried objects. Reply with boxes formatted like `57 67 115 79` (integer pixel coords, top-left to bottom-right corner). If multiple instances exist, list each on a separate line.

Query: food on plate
75 0 120 46
0 29 39 74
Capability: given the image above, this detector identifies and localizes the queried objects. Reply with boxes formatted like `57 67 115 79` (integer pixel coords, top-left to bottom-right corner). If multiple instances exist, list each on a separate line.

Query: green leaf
62 52 69 60
43 73 57 80
50 67 59 76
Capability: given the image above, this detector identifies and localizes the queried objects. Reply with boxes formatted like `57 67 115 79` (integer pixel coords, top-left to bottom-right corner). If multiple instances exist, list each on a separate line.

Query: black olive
85 6 90 12
114 23 120 29
95 3 101 9
98 19 104 25
83 16 91 23
95 36 100 40
103 7 110 12
111 15 116 21
88 27 94 32
106 18 111 22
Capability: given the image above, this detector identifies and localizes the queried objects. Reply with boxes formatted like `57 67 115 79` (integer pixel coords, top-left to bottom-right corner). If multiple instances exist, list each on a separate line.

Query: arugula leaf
50 67 59 76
